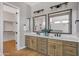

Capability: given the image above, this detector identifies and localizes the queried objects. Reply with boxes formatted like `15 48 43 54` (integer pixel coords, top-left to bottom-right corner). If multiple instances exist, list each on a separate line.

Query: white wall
3 32 16 41
9 2 31 49
0 3 3 55
77 3 79 37
31 2 78 38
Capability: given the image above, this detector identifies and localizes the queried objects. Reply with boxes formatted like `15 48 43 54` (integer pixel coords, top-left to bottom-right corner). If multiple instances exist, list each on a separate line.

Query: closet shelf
4 29 17 32
4 20 17 23
4 30 16 32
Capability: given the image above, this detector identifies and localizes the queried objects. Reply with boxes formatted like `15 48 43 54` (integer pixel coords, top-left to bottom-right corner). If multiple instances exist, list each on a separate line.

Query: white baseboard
17 46 26 50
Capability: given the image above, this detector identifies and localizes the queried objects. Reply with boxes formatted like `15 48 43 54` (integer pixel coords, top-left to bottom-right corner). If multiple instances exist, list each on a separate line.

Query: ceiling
26 2 40 7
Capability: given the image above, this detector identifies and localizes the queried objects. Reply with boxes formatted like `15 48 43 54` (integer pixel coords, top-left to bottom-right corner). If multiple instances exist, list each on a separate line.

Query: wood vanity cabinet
25 35 78 56
25 36 37 50
37 37 48 55
63 41 78 56
25 36 30 48
48 39 63 56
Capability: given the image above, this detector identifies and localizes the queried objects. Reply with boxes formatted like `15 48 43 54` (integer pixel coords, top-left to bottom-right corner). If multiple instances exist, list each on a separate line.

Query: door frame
2 2 20 51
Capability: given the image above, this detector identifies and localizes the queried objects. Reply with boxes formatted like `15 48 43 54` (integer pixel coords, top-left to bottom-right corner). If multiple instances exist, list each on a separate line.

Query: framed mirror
33 15 46 32
24 18 31 32
48 9 72 34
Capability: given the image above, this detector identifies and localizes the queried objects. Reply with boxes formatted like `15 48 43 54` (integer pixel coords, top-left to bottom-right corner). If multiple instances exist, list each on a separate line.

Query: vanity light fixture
54 21 61 24
54 21 69 24
33 9 44 14
50 2 68 9
62 20 69 23
56 4 61 8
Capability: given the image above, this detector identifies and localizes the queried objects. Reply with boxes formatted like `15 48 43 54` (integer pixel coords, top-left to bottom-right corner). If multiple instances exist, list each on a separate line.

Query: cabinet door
25 36 37 50
48 39 63 56
29 36 37 50
55 41 63 56
37 37 47 54
37 37 41 52
29 38 33 49
41 38 47 54
31 37 37 50
25 36 30 48
48 42 55 56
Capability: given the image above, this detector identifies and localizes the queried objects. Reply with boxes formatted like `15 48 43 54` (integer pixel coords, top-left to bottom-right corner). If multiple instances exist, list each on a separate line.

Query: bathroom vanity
25 33 79 56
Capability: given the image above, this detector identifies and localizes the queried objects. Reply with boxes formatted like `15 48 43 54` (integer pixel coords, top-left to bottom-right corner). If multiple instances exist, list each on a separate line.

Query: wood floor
3 40 44 56
3 40 16 54
4 48 45 56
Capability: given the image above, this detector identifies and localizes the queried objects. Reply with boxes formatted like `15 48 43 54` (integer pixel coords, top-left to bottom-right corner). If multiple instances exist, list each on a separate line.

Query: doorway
3 3 19 55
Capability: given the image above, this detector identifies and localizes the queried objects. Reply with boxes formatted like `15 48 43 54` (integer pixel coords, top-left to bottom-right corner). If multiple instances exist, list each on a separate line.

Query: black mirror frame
48 9 72 34
33 15 47 32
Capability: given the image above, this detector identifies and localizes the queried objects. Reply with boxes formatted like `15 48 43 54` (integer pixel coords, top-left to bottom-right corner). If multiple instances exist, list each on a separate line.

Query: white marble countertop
24 32 79 42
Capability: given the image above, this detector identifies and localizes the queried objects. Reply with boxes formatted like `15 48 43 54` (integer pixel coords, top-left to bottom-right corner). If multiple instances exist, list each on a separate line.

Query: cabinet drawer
48 39 57 43
41 39 47 41
63 41 77 47
38 38 47 42
25 36 30 38
38 42 47 45
64 46 77 56
25 36 30 40
30 36 37 40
